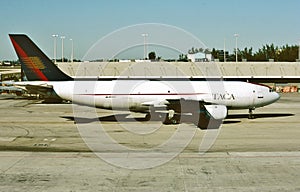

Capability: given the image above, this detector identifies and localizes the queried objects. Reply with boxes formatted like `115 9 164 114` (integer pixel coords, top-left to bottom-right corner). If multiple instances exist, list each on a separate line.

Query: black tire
163 114 181 125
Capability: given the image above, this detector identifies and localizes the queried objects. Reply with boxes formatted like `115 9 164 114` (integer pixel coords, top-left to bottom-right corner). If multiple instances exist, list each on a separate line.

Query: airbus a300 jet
9 34 280 129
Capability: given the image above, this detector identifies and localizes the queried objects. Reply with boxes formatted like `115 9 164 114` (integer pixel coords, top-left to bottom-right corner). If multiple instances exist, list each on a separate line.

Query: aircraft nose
272 92 281 102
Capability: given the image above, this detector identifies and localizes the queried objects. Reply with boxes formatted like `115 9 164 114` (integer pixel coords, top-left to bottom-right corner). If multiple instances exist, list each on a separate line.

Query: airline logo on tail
22 56 45 70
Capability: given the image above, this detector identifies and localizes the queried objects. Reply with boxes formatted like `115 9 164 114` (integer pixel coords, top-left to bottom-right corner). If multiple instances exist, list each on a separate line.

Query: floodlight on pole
52 34 58 63
142 33 148 60
234 34 239 62
298 39 300 61
61 36 65 62
70 38 73 63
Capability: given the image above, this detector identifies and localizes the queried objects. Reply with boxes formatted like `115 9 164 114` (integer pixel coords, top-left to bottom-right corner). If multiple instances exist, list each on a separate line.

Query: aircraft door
251 89 256 107
257 90 264 99
252 87 264 107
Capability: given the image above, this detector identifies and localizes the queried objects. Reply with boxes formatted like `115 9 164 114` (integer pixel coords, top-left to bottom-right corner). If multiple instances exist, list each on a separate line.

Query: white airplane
9 34 280 129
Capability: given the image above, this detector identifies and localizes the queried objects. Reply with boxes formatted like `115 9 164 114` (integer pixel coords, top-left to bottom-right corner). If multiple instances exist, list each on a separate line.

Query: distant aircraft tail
9 34 73 81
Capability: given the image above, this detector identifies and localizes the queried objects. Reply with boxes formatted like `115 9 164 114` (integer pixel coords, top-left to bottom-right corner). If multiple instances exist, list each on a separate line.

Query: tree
240 47 253 61
251 44 298 62
278 45 298 62
178 54 188 62
196 43 298 62
211 48 218 60
148 52 156 60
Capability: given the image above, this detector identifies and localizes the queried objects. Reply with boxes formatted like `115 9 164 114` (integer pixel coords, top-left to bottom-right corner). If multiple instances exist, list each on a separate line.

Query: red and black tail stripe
9 34 73 81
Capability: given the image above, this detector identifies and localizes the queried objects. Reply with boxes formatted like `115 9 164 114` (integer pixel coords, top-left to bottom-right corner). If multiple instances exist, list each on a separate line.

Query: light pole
70 38 73 63
224 38 226 62
52 34 58 63
60 36 65 62
298 40 300 62
142 33 148 60
234 34 239 62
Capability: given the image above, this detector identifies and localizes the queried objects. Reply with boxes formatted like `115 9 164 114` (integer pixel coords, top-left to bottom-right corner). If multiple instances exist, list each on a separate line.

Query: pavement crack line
2 152 32 174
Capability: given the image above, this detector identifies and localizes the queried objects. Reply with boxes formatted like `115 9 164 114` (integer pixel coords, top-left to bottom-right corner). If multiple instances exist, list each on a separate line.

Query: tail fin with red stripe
9 34 73 81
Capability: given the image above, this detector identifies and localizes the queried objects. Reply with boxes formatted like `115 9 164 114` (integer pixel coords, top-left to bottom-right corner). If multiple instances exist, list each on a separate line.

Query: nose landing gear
248 108 255 119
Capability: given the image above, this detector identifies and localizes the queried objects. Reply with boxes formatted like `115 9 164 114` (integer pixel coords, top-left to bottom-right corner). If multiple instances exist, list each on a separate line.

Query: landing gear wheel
144 112 163 121
162 114 181 125
145 113 151 121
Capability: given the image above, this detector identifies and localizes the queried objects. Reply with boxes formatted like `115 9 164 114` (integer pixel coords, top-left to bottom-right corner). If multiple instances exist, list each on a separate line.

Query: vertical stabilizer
9 34 73 81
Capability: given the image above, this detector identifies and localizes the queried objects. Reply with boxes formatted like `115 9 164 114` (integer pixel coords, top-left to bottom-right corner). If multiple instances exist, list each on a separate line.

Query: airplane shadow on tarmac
223 113 294 124
62 114 149 124
61 113 294 125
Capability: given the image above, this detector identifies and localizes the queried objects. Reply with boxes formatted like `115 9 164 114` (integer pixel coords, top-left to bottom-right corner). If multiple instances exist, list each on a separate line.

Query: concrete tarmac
0 93 299 191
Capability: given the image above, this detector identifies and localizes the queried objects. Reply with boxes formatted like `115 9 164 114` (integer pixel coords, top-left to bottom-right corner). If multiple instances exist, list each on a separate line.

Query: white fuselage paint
41 80 280 112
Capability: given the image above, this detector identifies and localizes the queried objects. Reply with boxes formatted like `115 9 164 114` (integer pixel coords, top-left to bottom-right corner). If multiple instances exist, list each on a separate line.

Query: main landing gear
145 110 181 125
144 108 223 130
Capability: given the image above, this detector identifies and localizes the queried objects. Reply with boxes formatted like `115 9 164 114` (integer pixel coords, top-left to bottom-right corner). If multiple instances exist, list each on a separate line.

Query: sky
0 0 299 60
